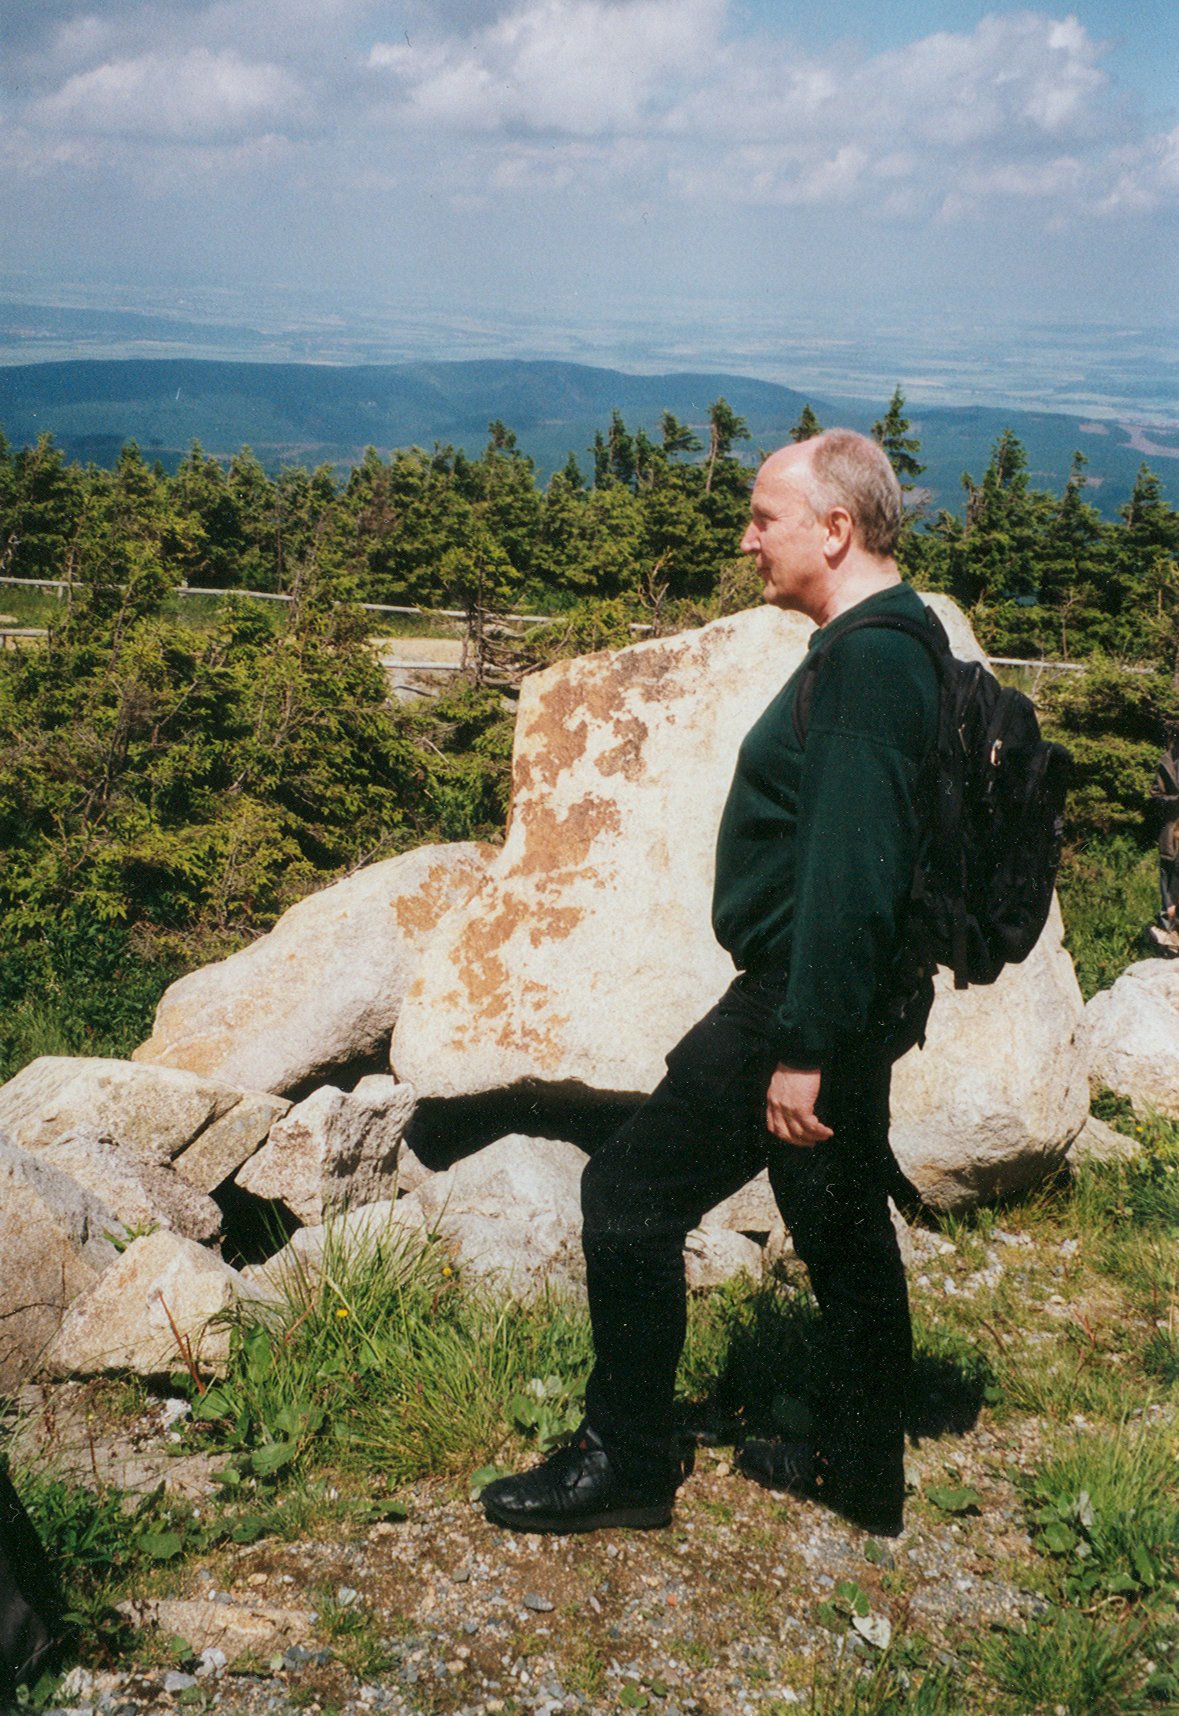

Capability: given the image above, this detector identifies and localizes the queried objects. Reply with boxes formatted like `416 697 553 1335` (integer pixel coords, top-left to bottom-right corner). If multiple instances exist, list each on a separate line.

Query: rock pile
0 599 1125 1393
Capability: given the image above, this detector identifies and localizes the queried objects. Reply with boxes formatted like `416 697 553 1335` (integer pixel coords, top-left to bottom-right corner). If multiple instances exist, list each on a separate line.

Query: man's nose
740 524 758 553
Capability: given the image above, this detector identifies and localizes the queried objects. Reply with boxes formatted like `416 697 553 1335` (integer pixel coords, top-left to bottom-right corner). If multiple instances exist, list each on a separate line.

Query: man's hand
765 1062 834 1147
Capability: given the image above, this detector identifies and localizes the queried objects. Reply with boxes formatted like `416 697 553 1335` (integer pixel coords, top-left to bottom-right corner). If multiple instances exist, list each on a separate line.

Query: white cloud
369 0 726 135
1100 124 1179 212
29 46 306 141
4 2 1178 242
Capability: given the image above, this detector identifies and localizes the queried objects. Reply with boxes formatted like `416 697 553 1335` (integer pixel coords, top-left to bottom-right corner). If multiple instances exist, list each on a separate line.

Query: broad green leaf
250 1439 297 1477
469 1465 508 1500
230 1515 268 1544
137 1529 184 1561
836 1579 870 1616
926 1484 981 1515
1037 1522 1077 1555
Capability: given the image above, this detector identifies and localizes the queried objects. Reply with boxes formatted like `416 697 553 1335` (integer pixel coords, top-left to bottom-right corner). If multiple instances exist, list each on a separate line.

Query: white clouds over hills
0 0 1175 321
3 1 1171 216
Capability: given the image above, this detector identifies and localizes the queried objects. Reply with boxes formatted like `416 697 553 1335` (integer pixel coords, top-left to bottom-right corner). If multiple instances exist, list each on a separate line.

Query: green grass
1056 835 1157 1000
805 1653 962 1716
1021 1421 1179 1609
979 1607 1151 1715
187 1211 594 1487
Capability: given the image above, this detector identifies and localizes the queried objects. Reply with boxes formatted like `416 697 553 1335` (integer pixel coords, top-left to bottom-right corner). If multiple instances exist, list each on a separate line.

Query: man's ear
823 506 855 558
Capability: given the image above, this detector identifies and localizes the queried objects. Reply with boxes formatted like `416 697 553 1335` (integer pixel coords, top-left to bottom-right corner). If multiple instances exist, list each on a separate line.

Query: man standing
481 430 940 1539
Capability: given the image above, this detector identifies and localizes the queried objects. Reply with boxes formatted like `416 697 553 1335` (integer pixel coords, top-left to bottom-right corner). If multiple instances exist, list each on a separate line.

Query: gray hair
797 430 902 556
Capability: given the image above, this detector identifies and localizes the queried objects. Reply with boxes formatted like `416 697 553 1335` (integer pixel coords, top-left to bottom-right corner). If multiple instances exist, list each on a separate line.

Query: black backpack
792 604 1071 1011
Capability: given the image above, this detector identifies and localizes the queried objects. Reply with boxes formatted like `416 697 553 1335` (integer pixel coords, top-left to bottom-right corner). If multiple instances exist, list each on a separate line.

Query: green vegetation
2 387 1179 1708
0 394 1176 1074
4 1128 1176 1709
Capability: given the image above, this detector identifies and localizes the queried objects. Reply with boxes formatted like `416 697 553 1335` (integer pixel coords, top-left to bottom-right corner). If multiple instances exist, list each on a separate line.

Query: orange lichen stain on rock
509 794 622 877
392 854 490 940
596 714 649 781
493 983 571 1070
521 677 592 788
527 904 584 948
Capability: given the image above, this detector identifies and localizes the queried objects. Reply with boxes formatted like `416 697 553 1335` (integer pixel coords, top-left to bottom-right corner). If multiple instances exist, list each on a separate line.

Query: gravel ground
34 1417 1047 1716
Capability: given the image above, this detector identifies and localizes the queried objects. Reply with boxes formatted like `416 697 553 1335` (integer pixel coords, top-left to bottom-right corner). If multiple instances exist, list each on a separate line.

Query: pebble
523 1592 554 1612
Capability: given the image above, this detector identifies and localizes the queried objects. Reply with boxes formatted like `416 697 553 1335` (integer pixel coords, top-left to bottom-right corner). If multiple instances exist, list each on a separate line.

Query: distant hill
1 357 1175 518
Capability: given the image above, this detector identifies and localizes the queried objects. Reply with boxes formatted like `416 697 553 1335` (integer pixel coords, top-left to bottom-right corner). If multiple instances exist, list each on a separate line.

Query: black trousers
580 971 911 1511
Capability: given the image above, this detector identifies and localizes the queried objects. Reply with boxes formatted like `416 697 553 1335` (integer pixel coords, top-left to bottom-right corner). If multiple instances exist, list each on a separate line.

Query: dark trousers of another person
580 971 912 1515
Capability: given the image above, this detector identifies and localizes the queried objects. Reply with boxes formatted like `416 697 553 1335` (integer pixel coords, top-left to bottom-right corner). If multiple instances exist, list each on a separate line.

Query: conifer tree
871 387 924 486
789 403 823 443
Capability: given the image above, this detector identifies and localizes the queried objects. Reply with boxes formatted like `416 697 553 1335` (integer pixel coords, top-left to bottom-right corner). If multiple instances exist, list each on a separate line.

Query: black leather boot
480 1425 676 1534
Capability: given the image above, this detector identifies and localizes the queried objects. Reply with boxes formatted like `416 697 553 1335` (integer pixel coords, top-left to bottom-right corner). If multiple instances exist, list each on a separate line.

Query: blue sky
1 1 1176 359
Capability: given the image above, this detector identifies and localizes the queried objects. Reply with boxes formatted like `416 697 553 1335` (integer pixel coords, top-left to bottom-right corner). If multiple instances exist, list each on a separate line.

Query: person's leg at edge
765 1044 912 1534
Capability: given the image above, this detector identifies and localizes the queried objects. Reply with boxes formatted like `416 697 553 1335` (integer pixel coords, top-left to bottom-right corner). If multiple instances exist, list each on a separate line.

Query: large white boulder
0 1057 240 1163
1085 960 1179 1119
234 1077 416 1224
0 1140 117 1393
391 600 1086 1208
392 607 814 1099
135 843 493 1095
44 1229 261 1379
891 898 1089 1208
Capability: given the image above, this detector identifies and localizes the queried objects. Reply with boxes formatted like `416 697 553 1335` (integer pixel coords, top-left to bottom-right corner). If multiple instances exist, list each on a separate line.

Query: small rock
337 1585 358 1606
523 1592 554 1613
196 1646 226 1678
163 1670 197 1692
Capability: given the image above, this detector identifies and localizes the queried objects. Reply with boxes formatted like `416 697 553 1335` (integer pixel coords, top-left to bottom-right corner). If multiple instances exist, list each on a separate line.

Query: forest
1 390 1177 1080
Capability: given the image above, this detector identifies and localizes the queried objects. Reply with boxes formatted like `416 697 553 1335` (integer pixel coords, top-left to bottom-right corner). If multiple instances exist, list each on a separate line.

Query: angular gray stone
44 1229 261 1378
234 1079 416 1224
395 1134 589 1294
0 1056 240 1163
0 1139 117 1393
135 842 494 1095
119 1598 313 1662
243 1198 418 1295
1085 959 1179 1119
684 1226 764 1288
701 1169 780 1234
41 1130 222 1245
1069 1113 1141 1165
172 1090 290 1192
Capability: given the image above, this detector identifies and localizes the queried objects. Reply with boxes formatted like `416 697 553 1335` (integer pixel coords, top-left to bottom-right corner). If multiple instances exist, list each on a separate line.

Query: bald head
764 430 903 558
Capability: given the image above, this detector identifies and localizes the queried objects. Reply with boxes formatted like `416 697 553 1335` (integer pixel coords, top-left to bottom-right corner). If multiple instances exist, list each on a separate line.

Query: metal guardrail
0 579 1149 672
0 576 557 626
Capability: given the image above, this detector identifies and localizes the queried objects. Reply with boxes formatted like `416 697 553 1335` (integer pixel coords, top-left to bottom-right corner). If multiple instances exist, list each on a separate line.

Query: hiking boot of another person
1147 923 1179 957
736 1439 904 1538
480 1424 675 1534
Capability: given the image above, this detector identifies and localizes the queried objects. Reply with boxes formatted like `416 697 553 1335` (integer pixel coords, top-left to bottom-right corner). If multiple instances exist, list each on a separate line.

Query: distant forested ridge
0 390 1177 1077
1 356 1175 518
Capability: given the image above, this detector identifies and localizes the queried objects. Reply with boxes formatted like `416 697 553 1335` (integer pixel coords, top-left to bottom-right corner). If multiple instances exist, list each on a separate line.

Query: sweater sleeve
771 628 936 1066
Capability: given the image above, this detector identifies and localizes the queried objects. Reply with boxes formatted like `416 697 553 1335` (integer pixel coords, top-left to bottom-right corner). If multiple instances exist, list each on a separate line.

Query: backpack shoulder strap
790 604 950 748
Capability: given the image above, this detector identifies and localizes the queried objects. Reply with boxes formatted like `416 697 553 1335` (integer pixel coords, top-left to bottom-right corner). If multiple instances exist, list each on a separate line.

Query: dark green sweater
712 583 940 1066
